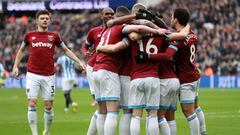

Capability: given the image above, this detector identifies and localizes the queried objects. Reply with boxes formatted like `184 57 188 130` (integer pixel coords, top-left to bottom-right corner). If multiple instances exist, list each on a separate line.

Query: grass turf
0 88 240 135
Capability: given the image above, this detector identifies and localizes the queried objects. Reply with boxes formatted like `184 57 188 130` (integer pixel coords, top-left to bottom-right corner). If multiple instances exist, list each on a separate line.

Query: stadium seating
0 0 239 76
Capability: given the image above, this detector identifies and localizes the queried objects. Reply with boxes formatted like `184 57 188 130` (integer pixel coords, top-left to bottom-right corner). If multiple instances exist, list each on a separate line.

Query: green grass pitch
0 88 240 135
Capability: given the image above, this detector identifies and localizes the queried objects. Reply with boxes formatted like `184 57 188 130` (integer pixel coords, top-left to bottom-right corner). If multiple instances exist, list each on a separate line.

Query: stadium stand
0 0 239 77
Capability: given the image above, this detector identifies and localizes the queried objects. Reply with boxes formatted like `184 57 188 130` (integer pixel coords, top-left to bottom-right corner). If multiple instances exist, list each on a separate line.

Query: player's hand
96 45 103 53
157 28 170 36
79 63 86 73
135 51 149 63
86 50 93 56
136 9 154 21
12 67 20 78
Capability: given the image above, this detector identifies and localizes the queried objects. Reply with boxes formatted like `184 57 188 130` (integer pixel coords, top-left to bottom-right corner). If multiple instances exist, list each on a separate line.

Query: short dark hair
173 8 190 26
116 6 130 17
35 10 51 19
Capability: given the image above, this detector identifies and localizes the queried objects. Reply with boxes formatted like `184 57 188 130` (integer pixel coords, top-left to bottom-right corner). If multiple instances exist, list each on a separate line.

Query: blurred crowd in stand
0 0 239 83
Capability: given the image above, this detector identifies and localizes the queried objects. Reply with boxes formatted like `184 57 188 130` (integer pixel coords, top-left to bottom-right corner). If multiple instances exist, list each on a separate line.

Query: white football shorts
92 69 121 102
62 78 77 91
128 77 160 110
119 75 131 109
180 80 200 104
26 72 55 101
86 65 95 95
159 78 180 110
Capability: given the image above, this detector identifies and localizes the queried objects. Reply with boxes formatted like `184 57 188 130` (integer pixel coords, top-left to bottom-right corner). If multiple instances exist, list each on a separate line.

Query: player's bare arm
96 38 129 53
131 19 160 29
61 45 86 71
167 23 190 41
122 24 166 36
12 43 27 77
107 10 154 27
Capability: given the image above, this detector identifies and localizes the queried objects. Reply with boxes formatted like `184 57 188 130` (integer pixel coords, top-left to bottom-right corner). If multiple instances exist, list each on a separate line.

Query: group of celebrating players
84 3 207 135
12 2 207 135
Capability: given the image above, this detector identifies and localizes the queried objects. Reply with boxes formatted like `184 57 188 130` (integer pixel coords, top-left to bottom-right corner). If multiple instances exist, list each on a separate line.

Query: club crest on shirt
48 35 54 41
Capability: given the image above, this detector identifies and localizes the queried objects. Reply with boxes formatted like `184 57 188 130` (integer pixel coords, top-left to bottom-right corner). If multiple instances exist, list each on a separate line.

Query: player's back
57 55 76 78
131 35 166 80
174 30 200 83
158 43 177 79
94 24 125 73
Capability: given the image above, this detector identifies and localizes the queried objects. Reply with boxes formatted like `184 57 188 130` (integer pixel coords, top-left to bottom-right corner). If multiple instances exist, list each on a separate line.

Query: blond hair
131 3 147 14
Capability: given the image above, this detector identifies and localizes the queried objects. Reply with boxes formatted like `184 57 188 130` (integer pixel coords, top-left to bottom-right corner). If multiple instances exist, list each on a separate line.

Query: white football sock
146 116 149 135
104 112 118 135
159 117 170 135
187 113 200 135
44 108 54 134
87 110 98 135
196 107 206 135
96 113 106 135
130 116 141 135
28 107 38 135
119 112 131 135
168 120 177 135
147 115 159 135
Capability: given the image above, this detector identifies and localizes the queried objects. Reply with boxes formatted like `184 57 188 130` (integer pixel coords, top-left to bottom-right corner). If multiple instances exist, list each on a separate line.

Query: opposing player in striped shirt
56 45 79 113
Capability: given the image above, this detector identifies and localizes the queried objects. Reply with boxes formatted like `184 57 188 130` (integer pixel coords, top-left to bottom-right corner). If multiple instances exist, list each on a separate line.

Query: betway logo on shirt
32 42 53 48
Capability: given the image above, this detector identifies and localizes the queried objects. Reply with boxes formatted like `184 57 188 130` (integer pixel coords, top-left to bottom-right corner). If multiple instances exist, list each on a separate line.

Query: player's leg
43 100 53 135
180 81 200 135
70 79 78 113
166 110 177 135
100 70 121 135
26 72 41 135
158 109 170 135
105 101 120 135
93 70 106 135
41 74 55 135
145 77 160 135
131 109 143 135
195 98 206 135
119 109 132 135
119 75 132 135
62 78 72 112
165 78 180 135
128 78 145 135
86 65 98 135
96 101 107 135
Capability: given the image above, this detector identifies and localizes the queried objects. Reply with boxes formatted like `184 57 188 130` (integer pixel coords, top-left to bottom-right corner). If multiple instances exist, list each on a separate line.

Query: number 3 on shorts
51 86 55 94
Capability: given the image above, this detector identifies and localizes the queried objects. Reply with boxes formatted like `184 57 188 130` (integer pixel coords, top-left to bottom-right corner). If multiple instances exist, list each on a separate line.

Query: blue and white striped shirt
57 55 76 78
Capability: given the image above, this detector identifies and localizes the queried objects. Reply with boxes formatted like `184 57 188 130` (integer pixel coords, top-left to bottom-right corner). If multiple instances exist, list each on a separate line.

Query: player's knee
44 101 53 110
28 99 37 108
182 108 194 117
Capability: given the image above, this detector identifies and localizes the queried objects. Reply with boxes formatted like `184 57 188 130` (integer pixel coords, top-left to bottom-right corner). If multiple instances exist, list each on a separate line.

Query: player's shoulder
90 25 104 32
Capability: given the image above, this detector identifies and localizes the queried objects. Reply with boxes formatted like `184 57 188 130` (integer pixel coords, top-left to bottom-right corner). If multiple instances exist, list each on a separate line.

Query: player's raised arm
61 44 86 71
12 42 27 77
